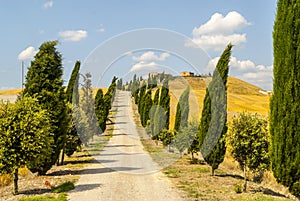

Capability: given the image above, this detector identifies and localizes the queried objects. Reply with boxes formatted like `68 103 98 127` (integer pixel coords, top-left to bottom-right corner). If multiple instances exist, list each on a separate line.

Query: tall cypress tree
95 89 106 133
23 41 68 175
270 0 300 196
159 80 170 129
174 87 190 132
66 61 80 105
142 89 153 127
198 44 232 176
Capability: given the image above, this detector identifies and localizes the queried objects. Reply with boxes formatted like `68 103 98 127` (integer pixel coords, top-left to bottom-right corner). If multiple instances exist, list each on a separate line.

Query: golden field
168 76 270 129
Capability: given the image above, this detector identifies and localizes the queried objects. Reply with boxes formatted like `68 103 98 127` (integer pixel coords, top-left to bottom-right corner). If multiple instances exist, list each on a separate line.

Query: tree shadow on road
70 184 102 192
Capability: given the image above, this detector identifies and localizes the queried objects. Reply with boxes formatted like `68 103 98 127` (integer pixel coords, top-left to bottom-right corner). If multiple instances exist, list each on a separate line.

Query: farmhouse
180 71 194 77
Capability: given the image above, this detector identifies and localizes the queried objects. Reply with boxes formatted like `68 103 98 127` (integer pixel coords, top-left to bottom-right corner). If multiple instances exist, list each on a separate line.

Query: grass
18 193 67 201
51 181 75 193
168 76 270 129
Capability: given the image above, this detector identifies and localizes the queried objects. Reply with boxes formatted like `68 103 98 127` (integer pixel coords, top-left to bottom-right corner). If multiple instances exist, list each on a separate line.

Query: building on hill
180 71 194 77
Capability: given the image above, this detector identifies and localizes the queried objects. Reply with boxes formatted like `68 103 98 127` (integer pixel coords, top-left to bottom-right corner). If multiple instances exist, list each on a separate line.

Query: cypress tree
95 89 106 133
23 41 68 175
174 87 190 132
198 44 232 176
153 88 160 105
159 80 170 129
270 0 300 196
63 61 81 164
142 89 153 127
66 61 80 105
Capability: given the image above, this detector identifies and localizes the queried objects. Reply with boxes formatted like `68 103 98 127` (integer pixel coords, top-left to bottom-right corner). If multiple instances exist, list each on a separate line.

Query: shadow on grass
251 187 288 199
215 173 244 180
19 188 51 195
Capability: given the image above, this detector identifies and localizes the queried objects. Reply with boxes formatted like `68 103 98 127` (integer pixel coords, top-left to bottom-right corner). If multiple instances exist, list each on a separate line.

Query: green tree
23 41 68 175
153 88 160 105
0 97 52 194
80 72 96 143
270 0 300 196
198 44 232 176
63 61 81 163
174 87 190 132
66 61 80 105
159 80 170 129
95 88 107 133
228 112 270 192
173 121 198 156
141 89 153 127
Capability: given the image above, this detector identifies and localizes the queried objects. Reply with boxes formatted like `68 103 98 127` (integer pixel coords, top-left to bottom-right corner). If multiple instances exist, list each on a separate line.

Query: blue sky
0 1 277 90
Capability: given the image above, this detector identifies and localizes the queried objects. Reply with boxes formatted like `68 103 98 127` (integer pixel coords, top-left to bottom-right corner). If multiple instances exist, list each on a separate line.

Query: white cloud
132 51 170 61
206 56 273 90
43 1 54 9
58 30 88 42
97 28 105 32
18 46 37 60
130 61 159 72
186 11 251 51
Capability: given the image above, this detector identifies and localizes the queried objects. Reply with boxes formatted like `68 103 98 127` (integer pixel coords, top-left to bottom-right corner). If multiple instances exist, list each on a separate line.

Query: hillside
168 76 270 129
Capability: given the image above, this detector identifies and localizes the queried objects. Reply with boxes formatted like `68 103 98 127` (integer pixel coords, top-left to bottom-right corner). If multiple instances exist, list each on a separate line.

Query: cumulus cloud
58 30 88 42
132 51 170 61
206 56 273 90
186 11 251 51
130 61 159 72
18 46 37 60
43 1 54 9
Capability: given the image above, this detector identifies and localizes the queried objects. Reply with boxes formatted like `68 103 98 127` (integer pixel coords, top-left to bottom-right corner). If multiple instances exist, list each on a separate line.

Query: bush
290 181 300 197
234 184 243 194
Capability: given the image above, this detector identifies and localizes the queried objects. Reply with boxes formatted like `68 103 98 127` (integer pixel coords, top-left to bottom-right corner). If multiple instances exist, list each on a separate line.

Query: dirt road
68 91 185 201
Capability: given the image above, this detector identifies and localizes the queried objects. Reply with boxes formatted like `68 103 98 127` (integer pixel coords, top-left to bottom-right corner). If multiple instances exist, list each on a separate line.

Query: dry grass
0 89 22 95
168 76 270 129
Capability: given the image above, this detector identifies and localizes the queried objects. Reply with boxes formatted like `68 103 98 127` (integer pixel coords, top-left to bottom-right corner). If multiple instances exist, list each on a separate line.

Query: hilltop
168 76 270 129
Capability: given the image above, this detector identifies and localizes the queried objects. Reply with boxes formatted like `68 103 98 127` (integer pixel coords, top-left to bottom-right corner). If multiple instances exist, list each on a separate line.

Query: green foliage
23 41 68 175
270 0 300 196
18 193 68 201
229 112 270 191
141 90 153 127
174 87 190 132
158 129 175 147
153 88 160 105
173 121 198 155
0 97 53 194
198 44 232 175
51 181 75 193
80 73 97 142
64 61 81 158
159 80 170 129
66 61 80 105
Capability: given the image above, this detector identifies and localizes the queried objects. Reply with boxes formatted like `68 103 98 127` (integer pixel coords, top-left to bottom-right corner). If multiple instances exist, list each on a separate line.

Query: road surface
68 91 185 201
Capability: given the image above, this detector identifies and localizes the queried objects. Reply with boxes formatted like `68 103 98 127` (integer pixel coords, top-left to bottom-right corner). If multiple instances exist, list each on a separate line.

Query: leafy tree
198 44 232 176
23 41 68 175
0 97 52 194
173 121 198 156
66 61 80 105
158 129 175 150
174 87 190 132
270 0 300 196
228 112 270 192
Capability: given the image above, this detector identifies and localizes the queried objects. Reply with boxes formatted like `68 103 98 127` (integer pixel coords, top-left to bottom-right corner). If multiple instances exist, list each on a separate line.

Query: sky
0 1 277 90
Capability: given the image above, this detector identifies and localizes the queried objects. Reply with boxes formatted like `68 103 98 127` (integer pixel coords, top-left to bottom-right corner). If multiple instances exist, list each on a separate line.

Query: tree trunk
61 149 65 166
243 164 247 192
211 167 215 176
13 168 18 195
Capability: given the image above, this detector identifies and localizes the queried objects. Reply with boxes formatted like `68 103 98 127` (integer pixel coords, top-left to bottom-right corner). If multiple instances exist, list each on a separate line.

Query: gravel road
68 91 185 201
